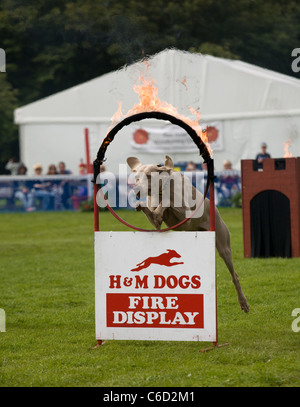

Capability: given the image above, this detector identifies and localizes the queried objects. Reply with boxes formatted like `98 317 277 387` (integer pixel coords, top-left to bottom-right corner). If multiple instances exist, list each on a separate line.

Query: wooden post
85 128 92 174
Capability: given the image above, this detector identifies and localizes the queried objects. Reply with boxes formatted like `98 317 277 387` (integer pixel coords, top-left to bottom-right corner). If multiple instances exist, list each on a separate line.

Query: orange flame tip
283 139 292 158
108 63 212 155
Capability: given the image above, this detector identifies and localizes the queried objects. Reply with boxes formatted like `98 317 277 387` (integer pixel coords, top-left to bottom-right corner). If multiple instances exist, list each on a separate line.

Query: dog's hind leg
131 259 151 271
215 210 249 313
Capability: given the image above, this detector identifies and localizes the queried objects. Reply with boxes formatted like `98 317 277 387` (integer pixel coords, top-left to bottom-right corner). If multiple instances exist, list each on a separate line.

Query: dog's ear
127 157 141 171
164 155 174 169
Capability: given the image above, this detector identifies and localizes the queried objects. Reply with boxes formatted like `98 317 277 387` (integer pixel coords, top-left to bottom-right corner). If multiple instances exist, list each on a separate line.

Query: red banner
106 293 204 328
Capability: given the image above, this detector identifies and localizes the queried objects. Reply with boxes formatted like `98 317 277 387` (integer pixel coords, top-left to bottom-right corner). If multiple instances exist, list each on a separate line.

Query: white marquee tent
14 49 300 174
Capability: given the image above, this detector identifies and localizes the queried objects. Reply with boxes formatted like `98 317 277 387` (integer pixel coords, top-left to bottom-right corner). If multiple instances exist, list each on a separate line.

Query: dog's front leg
136 202 164 230
152 202 166 230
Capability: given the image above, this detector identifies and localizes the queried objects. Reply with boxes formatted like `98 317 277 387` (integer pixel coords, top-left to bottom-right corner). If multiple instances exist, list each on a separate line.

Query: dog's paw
135 203 142 211
240 299 250 313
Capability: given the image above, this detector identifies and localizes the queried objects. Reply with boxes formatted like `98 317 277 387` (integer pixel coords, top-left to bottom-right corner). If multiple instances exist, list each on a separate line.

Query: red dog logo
131 249 184 272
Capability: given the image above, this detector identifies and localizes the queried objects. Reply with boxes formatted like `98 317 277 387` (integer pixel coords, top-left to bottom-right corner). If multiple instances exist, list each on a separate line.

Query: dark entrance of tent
250 190 291 257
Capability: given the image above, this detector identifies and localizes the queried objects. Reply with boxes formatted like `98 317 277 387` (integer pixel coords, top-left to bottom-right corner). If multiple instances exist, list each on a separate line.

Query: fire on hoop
109 65 212 156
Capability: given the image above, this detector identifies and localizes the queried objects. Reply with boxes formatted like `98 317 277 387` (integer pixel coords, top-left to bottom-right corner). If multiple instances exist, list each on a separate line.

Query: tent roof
14 49 300 124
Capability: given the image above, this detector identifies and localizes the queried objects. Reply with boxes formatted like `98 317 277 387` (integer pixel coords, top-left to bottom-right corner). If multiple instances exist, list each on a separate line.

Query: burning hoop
93 111 215 232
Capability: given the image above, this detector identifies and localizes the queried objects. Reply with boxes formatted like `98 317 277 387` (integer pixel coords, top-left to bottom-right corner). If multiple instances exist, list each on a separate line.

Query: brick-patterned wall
241 157 300 257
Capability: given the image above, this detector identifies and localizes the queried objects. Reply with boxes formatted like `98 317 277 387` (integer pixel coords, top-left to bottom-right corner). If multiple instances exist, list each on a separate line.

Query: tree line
0 0 299 172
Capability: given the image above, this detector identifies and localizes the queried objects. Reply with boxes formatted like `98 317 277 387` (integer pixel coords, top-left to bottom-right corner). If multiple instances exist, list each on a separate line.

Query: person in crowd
185 161 197 171
47 164 58 175
219 160 240 199
223 160 233 171
17 163 27 175
33 163 43 176
15 186 33 211
46 164 63 210
30 163 51 210
58 161 72 175
255 142 271 169
79 159 87 175
14 163 34 211
56 161 72 209
201 162 207 171
5 157 21 175
70 180 88 210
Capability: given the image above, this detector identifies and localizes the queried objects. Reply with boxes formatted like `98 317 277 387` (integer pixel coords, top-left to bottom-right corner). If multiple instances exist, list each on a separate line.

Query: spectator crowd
2 143 270 212
3 159 88 211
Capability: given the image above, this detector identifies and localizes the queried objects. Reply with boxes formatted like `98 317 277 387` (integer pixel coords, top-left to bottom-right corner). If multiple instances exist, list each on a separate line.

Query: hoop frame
92 111 215 233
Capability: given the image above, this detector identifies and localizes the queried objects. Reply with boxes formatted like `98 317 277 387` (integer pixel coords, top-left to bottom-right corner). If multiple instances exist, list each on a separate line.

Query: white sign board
95 231 216 342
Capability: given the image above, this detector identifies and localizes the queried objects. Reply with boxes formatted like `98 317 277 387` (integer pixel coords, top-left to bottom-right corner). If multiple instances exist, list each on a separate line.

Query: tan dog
127 155 249 313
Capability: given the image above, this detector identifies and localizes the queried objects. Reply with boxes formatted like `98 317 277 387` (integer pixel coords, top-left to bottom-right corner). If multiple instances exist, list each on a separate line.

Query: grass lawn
0 208 299 387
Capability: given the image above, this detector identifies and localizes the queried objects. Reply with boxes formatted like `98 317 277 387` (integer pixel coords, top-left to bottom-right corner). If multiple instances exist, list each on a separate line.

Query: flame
180 76 188 91
109 61 212 155
283 139 292 158
129 72 179 117
110 101 123 126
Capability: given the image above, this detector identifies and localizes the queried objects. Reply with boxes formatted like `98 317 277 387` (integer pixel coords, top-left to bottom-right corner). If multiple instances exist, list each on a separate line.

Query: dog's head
166 249 181 258
127 155 174 199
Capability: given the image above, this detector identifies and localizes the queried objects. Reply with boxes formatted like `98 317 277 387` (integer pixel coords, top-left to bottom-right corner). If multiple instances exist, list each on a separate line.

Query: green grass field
0 208 299 387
